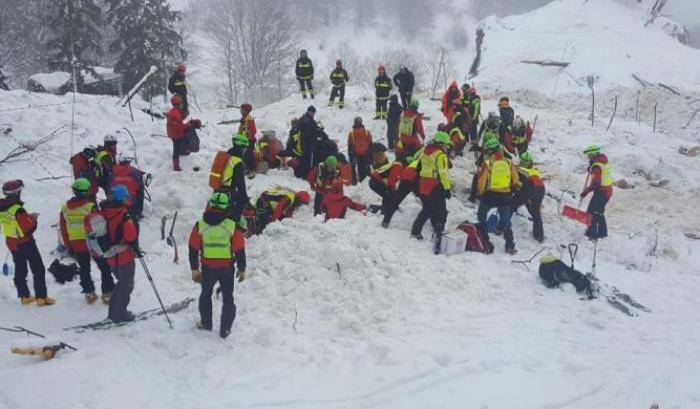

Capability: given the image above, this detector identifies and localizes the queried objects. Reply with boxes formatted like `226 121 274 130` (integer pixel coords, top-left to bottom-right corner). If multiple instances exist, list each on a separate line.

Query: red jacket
320 192 365 220
238 114 257 142
370 161 403 192
441 81 462 123
348 126 373 156
59 197 93 253
585 154 613 199
109 164 143 198
101 202 138 266
307 164 343 194
0 198 37 251
188 209 246 270
166 107 189 140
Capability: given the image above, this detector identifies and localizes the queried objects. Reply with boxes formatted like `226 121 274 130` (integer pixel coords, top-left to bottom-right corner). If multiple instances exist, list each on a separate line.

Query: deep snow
1 0 700 408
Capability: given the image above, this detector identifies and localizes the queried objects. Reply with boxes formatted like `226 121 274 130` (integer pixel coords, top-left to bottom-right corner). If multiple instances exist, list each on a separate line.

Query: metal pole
137 256 173 329
653 103 658 132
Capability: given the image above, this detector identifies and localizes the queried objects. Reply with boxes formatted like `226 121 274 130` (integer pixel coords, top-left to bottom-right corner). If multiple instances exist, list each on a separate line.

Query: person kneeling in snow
254 188 310 234
320 180 366 221
368 143 403 216
189 192 246 339
307 155 344 216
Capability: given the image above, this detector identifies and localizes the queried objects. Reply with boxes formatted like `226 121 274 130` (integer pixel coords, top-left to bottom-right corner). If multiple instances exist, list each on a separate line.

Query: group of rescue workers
0 60 613 339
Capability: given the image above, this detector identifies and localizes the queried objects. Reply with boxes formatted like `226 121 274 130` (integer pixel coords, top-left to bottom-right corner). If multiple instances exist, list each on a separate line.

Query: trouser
255 201 273 234
469 124 479 144
172 138 186 160
477 192 515 250
244 146 256 173
410 189 447 238
375 98 388 118
586 190 609 240
350 153 371 184
386 119 398 150
75 251 115 294
512 187 545 241
11 239 47 298
314 192 326 216
468 173 479 202
399 90 412 110
131 189 145 218
300 151 314 179
382 180 415 224
298 78 314 98
199 265 236 338
368 179 394 215
329 85 345 106
108 260 135 321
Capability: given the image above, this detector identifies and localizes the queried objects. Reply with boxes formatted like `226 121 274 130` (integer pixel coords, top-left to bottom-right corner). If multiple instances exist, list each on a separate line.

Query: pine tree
44 0 103 70
107 0 186 94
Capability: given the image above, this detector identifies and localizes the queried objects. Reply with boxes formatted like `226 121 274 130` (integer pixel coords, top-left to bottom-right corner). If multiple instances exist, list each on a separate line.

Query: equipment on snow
136 255 174 329
511 247 548 270
457 221 494 254
1 326 77 361
166 211 179 264
209 151 232 189
63 298 195 332
561 205 592 226
47 258 79 284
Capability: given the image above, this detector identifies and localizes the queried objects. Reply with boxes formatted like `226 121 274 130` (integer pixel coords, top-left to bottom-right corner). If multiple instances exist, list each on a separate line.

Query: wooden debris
521 60 570 67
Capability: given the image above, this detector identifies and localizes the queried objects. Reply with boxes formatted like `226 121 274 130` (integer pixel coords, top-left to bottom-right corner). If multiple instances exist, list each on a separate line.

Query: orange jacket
348 126 373 156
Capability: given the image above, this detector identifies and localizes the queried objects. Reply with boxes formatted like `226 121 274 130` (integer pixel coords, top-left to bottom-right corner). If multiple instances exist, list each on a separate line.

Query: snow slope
475 0 700 96
1 82 700 408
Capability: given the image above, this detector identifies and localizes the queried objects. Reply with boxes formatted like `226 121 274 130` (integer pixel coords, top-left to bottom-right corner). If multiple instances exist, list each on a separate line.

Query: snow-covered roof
27 72 71 92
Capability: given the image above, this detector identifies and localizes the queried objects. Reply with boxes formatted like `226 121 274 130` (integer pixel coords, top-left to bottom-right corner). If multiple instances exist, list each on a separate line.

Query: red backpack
457 221 493 254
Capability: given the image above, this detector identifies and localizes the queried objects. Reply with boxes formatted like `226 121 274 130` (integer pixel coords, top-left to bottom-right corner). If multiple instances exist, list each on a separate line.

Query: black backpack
539 259 591 293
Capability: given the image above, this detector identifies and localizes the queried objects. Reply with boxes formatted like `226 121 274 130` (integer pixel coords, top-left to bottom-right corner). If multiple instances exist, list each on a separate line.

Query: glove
444 190 452 200
191 269 202 283
191 119 202 129
237 270 246 283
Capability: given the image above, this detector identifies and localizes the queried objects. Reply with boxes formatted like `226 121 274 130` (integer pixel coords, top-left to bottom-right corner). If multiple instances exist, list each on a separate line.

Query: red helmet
295 191 310 204
176 64 186 73
336 59 342 65
171 95 183 106
2 179 24 196
378 65 386 72
240 103 253 113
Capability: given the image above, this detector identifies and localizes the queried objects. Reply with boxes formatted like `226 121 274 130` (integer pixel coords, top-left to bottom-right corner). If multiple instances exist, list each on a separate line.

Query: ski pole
136 255 173 329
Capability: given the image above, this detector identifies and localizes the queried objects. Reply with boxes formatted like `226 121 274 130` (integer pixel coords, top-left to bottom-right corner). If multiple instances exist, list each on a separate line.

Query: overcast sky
666 0 700 27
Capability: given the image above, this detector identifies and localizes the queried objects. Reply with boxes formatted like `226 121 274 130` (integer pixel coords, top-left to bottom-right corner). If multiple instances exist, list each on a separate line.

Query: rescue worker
0 180 54 306
410 132 452 254
374 65 392 119
329 60 349 108
448 105 470 157
320 180 366 221
441 81 462 124
476 138 521 255
102 184 139 322
221 135 251 221
369 143 403 216
396 99 425 162
464 86 481 144
512 116 533 154
96 134 118 191
308 156 343 216
254 188 310 233
70 147 101 202
108 154 147 218
168 63 188 113
298 106 318 178
347 117 373 184
254 131 284 171
393 67 415 109
498 96 515 144
295 49 315 99
188 192 246 339
581 145 613 240
279 118 304 178
166 95 201 171
59 178 114 304
386 94 402 151
238 103 257 176
512 152 545 242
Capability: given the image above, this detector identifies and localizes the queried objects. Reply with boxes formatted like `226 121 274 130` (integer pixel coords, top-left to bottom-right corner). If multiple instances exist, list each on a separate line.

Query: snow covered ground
2 0 700 408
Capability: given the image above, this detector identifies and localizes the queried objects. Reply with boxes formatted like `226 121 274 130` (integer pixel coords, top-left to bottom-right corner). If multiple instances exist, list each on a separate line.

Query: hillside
1 80 699 407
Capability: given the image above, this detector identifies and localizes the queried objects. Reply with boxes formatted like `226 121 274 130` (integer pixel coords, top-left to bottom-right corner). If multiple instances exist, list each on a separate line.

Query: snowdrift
0 84 699 408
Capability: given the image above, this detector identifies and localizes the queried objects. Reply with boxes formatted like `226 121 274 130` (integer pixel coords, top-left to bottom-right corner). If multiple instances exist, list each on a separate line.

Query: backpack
48 258 79 284
539 259 591 293
186 127 200 153
209 151 231 189
457 221 494 254
84 212 127 259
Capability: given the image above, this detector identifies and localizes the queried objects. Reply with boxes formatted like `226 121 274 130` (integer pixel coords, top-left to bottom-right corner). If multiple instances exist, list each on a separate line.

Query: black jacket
330 68 349 86
393 70 415 91
295 57 314 79
499 106 515 131
387 95 403 122
168 72 187 97
299 113 318 154
375 74 392 98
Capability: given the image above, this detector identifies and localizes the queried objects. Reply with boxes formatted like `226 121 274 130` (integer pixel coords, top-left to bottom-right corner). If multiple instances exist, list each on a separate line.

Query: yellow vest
399 114 416 136
519 167 541 178
292 131 302 155
198 219 237 259
487 159 512 191
264 188 296 208
592 162 614 187
62 202 95 241
419 149 452 190
222 156 244 187
0 204 24 239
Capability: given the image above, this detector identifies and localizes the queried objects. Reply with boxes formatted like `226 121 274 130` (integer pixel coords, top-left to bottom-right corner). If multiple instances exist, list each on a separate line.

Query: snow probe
136 254 174 329
1 326 77 360
511 247 548 270
166 211 179 264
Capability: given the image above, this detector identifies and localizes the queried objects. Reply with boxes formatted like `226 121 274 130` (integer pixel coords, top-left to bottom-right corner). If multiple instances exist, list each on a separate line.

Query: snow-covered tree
44 0 103 69
107 0 186 94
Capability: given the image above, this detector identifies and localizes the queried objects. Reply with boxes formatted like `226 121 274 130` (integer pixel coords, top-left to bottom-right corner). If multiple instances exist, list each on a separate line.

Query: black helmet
486 112 501 130
371 142 387 153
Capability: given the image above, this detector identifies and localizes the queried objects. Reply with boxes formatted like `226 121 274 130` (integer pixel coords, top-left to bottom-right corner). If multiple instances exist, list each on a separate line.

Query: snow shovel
562 174 592 226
